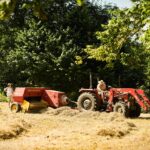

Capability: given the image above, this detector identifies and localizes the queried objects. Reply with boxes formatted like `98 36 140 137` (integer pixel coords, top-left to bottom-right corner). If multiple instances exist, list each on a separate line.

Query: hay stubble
0 103 150 150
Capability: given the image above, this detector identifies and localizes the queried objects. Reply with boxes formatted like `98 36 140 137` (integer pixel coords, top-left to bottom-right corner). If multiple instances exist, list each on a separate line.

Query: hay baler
10 87 69 112
77 87 150 118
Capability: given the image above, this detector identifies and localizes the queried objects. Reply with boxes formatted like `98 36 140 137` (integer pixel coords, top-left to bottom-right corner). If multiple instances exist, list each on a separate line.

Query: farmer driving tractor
97 80 109 100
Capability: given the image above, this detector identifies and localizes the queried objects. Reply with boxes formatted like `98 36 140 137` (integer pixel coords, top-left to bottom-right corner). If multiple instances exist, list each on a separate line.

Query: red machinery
10 87 69 112
77 87 150 118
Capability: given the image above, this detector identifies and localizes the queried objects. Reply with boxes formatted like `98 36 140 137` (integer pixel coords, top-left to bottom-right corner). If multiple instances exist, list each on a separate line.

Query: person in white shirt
97 80 109 100
4 83 14 101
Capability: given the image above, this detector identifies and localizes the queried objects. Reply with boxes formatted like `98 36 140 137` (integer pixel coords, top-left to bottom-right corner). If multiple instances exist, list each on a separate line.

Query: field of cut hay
0 102 150 150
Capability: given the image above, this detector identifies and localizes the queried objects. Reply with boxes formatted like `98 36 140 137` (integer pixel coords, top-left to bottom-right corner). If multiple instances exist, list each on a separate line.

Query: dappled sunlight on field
0 102 150 150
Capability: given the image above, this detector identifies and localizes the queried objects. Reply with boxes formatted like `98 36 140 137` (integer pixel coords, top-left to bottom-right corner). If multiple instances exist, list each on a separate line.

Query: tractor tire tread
77 92 98 111
114 101 129 118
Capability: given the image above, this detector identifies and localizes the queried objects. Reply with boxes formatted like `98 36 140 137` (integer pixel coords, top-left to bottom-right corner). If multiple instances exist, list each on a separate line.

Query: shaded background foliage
0 0 149 98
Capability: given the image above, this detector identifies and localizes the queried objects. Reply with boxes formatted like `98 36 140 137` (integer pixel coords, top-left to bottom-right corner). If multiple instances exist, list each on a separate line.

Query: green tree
0 0 86 20
0 0 116 96
5 19 78 89
85 0 150 87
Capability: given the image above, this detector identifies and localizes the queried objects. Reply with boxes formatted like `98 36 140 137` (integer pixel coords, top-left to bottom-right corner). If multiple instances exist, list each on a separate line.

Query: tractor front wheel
77 92 98 111
129 103 141 118
114 102 129 117
10 103 21 113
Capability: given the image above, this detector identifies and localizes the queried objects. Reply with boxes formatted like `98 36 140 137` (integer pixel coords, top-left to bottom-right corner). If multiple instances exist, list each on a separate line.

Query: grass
0 93 8 102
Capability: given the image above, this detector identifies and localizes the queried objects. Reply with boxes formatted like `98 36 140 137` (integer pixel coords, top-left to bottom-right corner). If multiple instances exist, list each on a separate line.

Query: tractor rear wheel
114 102 129 117
129 103 141 118
77 92 98 111
10 103 21 113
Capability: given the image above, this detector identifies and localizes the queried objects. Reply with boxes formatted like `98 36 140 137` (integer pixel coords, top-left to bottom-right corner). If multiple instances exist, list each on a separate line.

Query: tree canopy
0 0 149 97
0 0 85 20
85 0 150 87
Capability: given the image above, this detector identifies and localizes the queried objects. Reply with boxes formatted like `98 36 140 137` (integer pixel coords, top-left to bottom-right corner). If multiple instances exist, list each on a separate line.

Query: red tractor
77 87 150 117
10 87 69 112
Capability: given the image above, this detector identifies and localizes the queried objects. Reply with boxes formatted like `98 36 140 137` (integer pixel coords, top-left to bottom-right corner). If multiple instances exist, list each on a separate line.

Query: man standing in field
4 83 14 103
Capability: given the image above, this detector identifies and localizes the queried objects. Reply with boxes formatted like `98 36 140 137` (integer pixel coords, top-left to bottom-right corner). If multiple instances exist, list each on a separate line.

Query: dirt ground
0 102 150 150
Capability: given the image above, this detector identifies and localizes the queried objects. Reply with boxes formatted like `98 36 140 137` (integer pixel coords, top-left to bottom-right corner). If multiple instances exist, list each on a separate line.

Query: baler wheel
129 103 141 118
77 92 98 111
114 102 129 117
10 103 21 113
